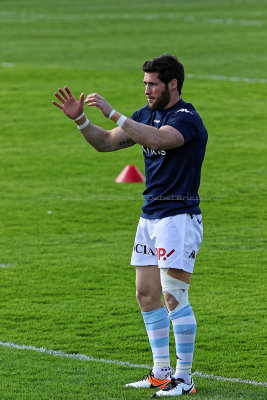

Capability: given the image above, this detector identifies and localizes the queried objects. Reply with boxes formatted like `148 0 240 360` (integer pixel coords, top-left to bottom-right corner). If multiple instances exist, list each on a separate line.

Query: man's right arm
79 124 136 152
52 86 135 152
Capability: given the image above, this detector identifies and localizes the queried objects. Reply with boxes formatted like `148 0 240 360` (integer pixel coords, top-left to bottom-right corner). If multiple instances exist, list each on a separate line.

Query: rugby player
52 54 208 397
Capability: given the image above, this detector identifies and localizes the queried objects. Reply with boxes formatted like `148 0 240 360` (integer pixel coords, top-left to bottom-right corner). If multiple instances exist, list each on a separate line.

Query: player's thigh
135 265 162 296
167 268 192 284
155 214 203 274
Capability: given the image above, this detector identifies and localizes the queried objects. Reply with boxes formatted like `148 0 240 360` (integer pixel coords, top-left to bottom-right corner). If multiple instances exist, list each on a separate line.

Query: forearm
74 112 135 152
73 112 111 151
110 111 161 150
123 119 161 149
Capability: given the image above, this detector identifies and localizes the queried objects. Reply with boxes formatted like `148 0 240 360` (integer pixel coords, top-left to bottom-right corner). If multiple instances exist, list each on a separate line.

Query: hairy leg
135 265 163 312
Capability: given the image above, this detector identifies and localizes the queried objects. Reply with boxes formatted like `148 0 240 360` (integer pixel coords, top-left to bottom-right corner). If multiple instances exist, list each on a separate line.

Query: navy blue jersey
131 99 208 219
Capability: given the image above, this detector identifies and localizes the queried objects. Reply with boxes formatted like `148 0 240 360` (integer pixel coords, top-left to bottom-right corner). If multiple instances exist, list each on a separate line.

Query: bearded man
52 54 208 397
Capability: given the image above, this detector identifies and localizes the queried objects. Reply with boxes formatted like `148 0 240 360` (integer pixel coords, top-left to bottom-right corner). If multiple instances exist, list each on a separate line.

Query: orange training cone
115 165 145 183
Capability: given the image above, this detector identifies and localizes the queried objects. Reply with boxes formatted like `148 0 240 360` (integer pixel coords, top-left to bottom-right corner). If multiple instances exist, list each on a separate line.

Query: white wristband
74 112 84 122
116 115 127 127
109 109 116 119
77 118 90 130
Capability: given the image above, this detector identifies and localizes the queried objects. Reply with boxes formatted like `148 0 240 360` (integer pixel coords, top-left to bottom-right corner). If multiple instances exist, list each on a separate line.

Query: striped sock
169 303 197 383
142 306 170 378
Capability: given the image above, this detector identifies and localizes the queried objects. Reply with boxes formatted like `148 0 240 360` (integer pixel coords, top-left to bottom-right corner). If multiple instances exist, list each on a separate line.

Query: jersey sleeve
167 112 197 143
130 110 139 121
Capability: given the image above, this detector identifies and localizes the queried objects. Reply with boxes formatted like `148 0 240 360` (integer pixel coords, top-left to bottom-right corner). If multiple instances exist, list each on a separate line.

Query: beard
148 86 171 110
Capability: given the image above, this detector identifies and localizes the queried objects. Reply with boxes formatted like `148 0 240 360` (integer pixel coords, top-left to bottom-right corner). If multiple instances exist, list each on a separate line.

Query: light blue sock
142 306 170 378
169 303 197 383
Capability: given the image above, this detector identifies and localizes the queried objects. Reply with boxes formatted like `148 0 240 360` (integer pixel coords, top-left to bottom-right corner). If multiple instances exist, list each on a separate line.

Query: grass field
0 0 267 399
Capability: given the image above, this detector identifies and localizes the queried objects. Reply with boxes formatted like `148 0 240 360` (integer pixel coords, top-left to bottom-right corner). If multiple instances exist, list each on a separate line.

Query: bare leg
135 265 163 312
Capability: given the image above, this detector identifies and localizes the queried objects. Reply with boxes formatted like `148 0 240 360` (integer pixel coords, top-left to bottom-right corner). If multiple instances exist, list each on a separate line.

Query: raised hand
85 93 113 118
52 86 84 120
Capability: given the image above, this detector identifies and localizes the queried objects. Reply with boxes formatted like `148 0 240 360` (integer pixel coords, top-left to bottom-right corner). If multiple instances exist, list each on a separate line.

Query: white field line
0 12 264 26
0 341 266 388
187 73 267 84
1 63 14 68
0 264 14 268
0 61 265 85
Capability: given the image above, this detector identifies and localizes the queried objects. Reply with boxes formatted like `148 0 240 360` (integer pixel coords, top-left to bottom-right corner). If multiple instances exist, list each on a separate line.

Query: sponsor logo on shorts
156 248 175 261
133 243 156 256
188 250 196 259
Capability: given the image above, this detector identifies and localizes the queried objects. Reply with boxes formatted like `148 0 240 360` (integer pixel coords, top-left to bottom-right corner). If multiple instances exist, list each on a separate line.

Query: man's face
143 72 171 110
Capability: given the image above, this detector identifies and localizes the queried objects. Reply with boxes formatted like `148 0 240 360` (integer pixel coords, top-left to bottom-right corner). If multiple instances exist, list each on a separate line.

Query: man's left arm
122 119 184 150
85 93 185 151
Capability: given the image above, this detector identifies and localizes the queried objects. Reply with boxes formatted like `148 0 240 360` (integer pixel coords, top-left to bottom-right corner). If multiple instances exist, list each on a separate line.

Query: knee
136 288 162 310
163 292 179 311
136 288 152 307
160 269 189 313
136 288 144 305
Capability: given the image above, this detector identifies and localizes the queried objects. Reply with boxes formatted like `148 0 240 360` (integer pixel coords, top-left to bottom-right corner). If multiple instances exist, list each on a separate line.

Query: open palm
52 86 84 120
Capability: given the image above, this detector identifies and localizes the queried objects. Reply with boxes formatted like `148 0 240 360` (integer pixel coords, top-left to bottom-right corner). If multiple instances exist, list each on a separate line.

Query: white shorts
131 214 203 273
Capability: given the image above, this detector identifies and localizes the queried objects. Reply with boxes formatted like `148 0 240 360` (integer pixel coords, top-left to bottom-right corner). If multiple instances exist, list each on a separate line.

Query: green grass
1 347 266 400
0 0 267 399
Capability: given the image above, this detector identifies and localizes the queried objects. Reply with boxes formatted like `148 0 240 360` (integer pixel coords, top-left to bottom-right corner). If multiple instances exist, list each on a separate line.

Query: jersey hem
141 207 201 220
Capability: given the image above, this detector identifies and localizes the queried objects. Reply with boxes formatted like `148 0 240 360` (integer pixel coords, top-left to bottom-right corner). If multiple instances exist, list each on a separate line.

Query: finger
79 92 84 104
86 102 98 107
85 93 98 100
52 101 63 109
54 92 65 104
85 95 97 103
64 86 73 97
58 88 68 100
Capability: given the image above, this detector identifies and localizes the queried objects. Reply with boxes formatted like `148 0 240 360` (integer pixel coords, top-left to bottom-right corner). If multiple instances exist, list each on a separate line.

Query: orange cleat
125 369 172 389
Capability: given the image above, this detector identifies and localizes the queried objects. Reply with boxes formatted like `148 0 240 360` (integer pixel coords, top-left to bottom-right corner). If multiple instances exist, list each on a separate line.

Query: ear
169 79 178 90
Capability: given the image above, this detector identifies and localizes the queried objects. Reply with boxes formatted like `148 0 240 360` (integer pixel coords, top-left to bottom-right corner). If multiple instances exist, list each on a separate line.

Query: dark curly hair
142 54 184 95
